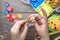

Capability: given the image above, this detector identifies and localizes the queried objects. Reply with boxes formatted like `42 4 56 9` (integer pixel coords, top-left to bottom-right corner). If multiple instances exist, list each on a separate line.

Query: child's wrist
40 37 50 40
39 31 50 40
40 34 50 40
39 33 50 40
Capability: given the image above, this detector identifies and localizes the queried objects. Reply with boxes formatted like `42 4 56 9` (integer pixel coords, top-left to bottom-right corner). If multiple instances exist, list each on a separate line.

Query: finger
30 17 35 22
31 18 35 23
30 14 41 19
28 14 35 21
32 14 41 20
28 14 42 25
32 20 41 32
40 18 48 26
29 14 42 24
11 20 28 33
28 14 42 22
41 8 47 18
33 20 39 27
21 22 28 39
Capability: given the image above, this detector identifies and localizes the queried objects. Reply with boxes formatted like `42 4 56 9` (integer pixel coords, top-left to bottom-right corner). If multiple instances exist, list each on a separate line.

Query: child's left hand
28 8 50 40
11 20 28 40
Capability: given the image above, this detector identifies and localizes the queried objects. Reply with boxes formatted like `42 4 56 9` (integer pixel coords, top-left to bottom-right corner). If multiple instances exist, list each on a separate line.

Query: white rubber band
20 0 30 5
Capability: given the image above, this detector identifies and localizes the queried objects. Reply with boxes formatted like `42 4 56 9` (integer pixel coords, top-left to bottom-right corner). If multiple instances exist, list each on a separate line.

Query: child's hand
28 8 50 40
11 20 28 40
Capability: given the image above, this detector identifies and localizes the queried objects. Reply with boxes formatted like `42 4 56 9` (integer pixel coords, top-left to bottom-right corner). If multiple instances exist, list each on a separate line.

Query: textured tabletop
0 0 60 40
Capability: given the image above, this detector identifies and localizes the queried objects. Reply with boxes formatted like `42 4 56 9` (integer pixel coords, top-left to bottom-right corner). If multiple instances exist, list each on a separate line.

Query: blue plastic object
2 9 9 14
4 2 9 8
30 0 44 9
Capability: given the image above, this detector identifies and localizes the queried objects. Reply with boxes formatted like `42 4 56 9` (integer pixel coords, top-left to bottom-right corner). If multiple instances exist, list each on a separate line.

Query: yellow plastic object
36 3 53 16
48 18 60 30
17 14 23 19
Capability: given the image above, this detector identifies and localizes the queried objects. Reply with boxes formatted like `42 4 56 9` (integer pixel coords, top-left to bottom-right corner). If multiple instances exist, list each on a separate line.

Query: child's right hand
28 8 50 40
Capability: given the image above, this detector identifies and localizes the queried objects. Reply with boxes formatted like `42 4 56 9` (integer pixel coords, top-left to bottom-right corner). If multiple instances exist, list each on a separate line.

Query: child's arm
11 20 28 40
28 9 50 40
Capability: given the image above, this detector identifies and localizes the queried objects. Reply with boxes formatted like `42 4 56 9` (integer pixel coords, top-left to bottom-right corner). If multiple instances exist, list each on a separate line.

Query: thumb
32 19 39 26
32 19 39 28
